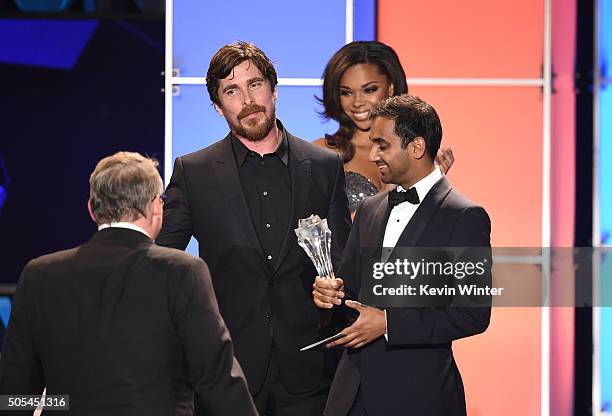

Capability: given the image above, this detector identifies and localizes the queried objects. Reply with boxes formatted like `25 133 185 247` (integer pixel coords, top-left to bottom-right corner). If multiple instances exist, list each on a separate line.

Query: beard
229 104 276 142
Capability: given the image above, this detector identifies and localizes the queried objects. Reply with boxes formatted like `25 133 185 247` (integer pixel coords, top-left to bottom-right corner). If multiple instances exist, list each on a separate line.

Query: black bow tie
388 187 420 207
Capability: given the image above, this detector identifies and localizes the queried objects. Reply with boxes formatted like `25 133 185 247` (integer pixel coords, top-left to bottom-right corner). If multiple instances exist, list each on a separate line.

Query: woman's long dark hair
317 41 408 162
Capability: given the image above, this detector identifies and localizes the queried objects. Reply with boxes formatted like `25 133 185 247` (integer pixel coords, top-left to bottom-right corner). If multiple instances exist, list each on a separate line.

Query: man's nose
243 91 255 106
369 146 379 162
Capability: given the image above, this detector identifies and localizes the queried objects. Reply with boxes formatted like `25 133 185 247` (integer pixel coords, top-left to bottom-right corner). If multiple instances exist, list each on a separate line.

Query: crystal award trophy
295 214 335 279
296 215 346 351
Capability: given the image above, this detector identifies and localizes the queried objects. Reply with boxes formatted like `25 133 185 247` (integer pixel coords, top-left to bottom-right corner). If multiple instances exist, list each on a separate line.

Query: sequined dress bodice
345 171 379 212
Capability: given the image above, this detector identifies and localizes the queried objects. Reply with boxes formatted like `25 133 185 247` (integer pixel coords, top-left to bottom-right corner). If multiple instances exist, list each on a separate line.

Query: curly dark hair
317 41 408 162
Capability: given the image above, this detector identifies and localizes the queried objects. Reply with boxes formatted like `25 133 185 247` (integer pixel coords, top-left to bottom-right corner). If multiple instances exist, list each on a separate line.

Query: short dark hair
318 41 408 162
206 41 278 106
370 94 442 161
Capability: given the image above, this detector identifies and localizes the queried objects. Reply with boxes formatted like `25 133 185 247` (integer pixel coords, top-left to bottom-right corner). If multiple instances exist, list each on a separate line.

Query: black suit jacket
325 177 492 416
157 127 352 394
0 228 257 416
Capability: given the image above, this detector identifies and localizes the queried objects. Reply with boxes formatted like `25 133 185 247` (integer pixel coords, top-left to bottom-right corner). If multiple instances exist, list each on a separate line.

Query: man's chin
236 125 271 142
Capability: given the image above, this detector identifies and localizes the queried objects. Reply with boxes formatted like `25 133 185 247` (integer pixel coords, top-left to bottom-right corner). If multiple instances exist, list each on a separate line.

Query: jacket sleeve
156 157 194 250
170 258 258 416
0 262 44 396
327 154 352 272
330 205 364 325
386 206 492 345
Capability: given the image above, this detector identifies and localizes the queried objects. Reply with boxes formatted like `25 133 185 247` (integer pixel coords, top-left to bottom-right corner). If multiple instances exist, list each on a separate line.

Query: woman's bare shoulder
313 137 329 148
312 137 341 155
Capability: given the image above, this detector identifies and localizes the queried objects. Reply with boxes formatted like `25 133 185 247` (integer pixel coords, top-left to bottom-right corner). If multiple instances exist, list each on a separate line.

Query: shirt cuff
384 309 389 342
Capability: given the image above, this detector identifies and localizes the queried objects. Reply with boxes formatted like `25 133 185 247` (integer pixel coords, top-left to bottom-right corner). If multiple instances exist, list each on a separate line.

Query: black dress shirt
231 127 291 268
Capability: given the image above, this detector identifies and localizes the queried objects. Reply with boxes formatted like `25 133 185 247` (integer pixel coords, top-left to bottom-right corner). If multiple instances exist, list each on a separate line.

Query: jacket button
265 315 273 323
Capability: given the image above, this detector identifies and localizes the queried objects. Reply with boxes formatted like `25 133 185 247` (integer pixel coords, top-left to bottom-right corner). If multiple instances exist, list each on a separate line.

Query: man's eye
225 89 239 96
250 81 263 89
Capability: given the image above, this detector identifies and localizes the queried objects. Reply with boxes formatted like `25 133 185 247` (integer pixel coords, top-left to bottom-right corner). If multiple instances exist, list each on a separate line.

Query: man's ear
87 200 97 224
273 86 278 101
152 197 163 219
412 137 427 159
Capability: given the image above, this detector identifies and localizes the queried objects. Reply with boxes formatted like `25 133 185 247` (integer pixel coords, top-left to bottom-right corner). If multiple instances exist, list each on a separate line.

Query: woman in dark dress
314 41 454 214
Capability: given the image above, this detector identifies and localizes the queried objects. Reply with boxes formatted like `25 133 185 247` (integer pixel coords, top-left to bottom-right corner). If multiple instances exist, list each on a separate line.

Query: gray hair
89 151 163 224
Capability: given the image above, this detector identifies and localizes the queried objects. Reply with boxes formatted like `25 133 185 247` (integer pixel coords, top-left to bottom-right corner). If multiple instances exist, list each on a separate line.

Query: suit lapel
211 134 267 264
273 134 311 274
363 192 392 248
393 176 452 249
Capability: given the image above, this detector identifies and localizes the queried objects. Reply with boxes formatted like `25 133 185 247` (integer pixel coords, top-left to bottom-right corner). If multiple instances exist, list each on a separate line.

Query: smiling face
215 59 277 142
339 63 394 131
369 116 414 186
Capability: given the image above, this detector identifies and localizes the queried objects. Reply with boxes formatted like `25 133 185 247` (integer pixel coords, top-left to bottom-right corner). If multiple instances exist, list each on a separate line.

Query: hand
312 276 344 309
327 300 386 349
435 147 455 174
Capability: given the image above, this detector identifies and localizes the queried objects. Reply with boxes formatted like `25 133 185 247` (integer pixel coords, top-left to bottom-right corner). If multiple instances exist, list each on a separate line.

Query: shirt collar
397 165 443 203
231 119 289 166
98 222 151 239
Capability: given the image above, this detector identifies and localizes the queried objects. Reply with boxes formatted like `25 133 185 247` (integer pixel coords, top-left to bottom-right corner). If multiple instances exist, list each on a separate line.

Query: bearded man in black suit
0 151 257 416
313 95 492 416
157 42 352 415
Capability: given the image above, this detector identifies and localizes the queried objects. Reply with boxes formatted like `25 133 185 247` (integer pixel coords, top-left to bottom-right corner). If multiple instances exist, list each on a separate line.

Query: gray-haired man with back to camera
0 151 257 416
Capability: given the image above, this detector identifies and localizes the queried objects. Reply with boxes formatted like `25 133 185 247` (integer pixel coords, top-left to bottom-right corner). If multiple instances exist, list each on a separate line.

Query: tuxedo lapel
355 194 392 298
211 134 267 264
273 134 311 274
362 193 392 249
394 176 452 249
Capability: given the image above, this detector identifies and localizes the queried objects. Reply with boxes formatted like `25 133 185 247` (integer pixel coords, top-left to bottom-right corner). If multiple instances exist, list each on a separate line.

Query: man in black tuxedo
0 152 257 416
157 42 351 415
313 95 492 416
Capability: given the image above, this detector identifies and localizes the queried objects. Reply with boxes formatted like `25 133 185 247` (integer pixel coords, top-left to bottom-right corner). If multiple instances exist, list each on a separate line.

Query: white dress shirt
380 166 443 341
98 222 151 239
381 166 443 260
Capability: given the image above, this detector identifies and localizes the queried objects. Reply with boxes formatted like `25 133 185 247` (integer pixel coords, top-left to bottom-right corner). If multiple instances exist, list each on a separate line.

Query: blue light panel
0 297 11 329
0 20 98 70
354 0 376 41
173 0 346 78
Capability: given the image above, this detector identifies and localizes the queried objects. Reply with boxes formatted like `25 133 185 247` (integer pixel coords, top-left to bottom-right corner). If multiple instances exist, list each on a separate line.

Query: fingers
344 300 364 310
313 296 334 309
313 288 340 308
314 276 344 292
312 276 344 308
437 147 455 174
343 337 369 349
326 305 385 349
327 329 358 348
326 330 369 349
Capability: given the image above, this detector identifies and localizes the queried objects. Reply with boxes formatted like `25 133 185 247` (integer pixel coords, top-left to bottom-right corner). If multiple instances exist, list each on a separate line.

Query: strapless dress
345 171 378 212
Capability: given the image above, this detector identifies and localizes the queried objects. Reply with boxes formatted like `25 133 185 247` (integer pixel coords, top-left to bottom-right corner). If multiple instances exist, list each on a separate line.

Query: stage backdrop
168 1 560 415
